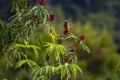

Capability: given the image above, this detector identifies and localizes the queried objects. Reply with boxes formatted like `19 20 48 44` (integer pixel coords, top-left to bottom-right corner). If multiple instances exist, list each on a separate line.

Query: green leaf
27 59 39 68
56 44 67 56
13 46 18 57
32 69 39 80
45 66 49 75
59 65 66 78
65 63 70 79
69 64 77 78
33 47 39 58
65 35 78 42
55 50 60 61
51 67 55 74
44 9 49 19
45 42 55 54
45 42 67 62
50 33 56 42
48 66 52 75
74 64 82 74
37 75 48 80
29 6 38 12
15 43 41 56
15 59 27 69
43 11 47 24
82 44 90 53
44 42 53 47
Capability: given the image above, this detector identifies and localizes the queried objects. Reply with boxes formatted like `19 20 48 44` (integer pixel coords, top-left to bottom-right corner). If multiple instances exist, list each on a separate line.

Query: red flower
49 14 55 21
63 20 70 35
39 0 46 6
80 35 85 40
63 28 70 35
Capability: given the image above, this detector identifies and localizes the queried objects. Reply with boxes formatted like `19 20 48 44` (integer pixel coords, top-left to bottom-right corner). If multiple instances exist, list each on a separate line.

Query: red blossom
63 28 70 35
63 20 70 35
80 35 85 41
39 0 46 6
49 14 55 21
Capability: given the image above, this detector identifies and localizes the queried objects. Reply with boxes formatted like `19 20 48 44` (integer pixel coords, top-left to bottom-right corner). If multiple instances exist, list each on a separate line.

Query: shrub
0 0 89 80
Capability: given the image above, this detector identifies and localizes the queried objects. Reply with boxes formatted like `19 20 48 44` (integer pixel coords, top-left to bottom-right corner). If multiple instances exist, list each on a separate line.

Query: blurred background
0 0 120 80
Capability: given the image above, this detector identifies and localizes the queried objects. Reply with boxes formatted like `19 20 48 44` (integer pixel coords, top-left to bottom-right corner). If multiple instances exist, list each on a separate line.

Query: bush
0 0 89 80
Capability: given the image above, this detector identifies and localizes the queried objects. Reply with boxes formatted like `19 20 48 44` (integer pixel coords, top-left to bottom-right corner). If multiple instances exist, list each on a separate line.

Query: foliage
69 22 120 80
0 0 90 80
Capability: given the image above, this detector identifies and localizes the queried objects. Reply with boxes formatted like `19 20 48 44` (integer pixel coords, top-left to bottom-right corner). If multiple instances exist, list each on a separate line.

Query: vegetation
0 0 90 80
0 0 120 80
